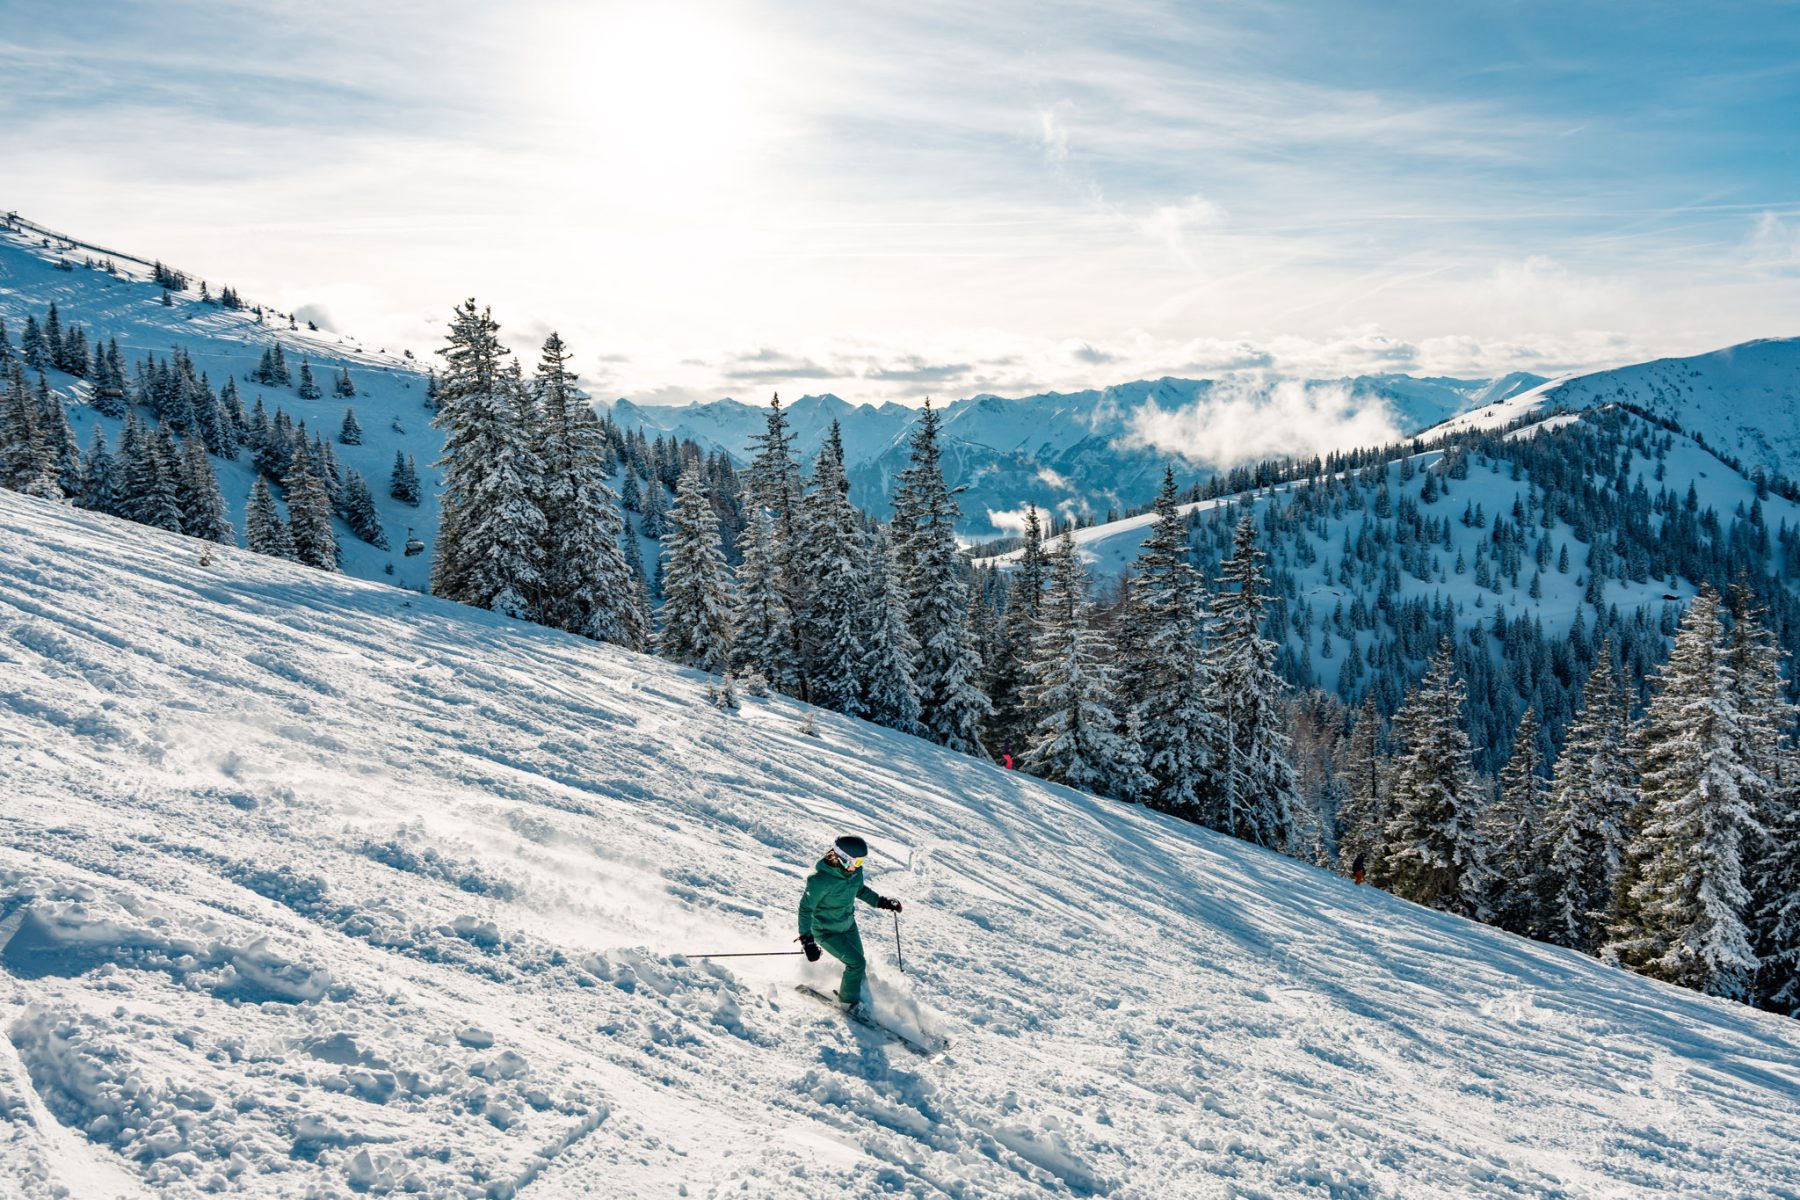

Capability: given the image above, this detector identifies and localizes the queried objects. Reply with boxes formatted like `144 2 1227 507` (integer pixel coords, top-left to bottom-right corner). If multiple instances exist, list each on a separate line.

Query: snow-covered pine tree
245 475 295 559
639 470 669 539
272 344 291 386
78 425 118 516
1204 514 1297 847
1539 644 1634 952
1336 694 1386 875
340 470 388 549
891 399 990 755
285 459 340 570
431 302 546 619
657 461 734 673
1604 586 1761 1000
21 316 48 372
177 435 235 544
731 504 802 693
1721 588 1798 1012
339 407 363 445
123 424 185 533
983 504 1048 758
740 395 810 692
296 358 320 400
390 451 422 505
859 526 923 736
1376 640 1490 915
1021 535 1148 799
35 383 81 497
0 367 60 498
745 391 802 539
796 422 864 716
1127 468 1219 821
532 333 639 647
1487 706 1548 936
42 304 63 371
334 367 356 398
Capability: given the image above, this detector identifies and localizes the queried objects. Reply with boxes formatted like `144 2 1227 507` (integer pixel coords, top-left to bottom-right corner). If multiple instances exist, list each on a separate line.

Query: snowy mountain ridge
5 488 1800 1197
1425 338 1800 476
605 373 1545 538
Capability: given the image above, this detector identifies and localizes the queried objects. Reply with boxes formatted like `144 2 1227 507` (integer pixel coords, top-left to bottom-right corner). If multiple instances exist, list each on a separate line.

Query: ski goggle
827 848 867 870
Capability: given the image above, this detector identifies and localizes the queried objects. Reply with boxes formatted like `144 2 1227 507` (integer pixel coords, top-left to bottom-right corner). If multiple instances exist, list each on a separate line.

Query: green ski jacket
797 857 884 936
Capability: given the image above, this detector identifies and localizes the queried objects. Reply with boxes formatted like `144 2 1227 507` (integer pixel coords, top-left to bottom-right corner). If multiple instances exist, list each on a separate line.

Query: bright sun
535 4 764 187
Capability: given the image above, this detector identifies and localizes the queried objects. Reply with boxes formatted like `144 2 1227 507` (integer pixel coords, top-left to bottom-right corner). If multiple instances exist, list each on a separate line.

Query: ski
794 985 949 1057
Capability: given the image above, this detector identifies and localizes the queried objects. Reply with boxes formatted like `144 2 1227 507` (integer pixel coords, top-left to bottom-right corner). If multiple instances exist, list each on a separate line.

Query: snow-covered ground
6 491 1800 1198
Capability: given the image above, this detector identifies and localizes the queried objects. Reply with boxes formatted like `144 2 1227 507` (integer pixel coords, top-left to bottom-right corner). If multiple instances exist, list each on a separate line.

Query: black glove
799 934 822 962
876 897 903 913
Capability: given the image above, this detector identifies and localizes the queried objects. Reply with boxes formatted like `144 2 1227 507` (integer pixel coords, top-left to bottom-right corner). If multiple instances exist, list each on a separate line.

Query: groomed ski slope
4 493 1800 1199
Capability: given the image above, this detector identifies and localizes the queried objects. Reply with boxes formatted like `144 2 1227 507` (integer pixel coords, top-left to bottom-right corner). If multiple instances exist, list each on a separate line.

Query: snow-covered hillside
1429 339 1800 480
6 490 1800 1198
0 216 443 590
605 373 1537 539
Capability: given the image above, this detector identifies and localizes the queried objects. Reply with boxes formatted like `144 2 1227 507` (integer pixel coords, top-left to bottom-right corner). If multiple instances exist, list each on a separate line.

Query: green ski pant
815 925 867 1002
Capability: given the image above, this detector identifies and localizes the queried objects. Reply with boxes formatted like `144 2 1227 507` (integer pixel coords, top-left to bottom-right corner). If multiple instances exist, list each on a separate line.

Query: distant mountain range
602 372 1547 539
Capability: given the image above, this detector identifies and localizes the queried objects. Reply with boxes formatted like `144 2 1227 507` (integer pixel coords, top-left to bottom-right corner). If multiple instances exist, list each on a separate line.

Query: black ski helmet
833 835 869 862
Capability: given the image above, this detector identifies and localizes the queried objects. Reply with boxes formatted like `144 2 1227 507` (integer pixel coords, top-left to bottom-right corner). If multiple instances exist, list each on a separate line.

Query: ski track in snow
4 491 1800 1197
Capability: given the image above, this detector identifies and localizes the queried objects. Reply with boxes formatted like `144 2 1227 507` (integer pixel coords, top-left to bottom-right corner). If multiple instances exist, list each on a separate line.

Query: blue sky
2 0 1796 406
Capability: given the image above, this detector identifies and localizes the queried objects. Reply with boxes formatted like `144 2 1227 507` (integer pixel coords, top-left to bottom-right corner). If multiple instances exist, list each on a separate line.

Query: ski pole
681 951 805 960
893 911 905 974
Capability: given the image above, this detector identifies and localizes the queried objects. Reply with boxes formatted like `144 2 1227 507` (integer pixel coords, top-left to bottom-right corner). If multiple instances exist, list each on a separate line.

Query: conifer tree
339 407 363 445
797 423 864 716
891 399 990 755
390 451 422 505
178 435 235 544
78 424 118 516
732 505 801 693
42 304 63 371
639 470 669 538
1127 469 1219 820
36 385 81 496
1205 515 1297 847
334 366 356 398
285 460 340 570
1376 641 1489 915
532 332 638 646
1021 535 1148 799
657 461 734 673
1336 694 1386 874
1605 587 1761 1000
984 505 1048 757
859 527 923 735
272 343 291 386
20 316 47 372
431 301 545 618
340 470 388 549
120 424 185 533
1722 589 1797 1011
0 367 59 498
245 475 295 559
1540 645 1634 952
1487 707 1548 935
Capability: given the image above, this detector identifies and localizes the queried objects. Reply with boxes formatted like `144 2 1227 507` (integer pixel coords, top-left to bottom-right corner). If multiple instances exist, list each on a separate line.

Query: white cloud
1137 195 1226 265
1120 378 1406 468
1747 211 1800 275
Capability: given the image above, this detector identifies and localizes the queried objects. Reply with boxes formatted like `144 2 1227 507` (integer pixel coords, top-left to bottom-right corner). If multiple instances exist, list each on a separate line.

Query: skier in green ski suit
797 834 902 1004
